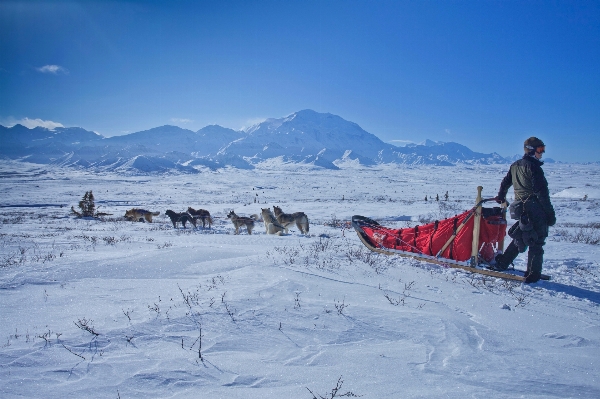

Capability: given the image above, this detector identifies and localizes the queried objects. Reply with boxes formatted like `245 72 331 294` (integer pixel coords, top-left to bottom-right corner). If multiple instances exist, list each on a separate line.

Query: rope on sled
383 234 425 256
428 220 439 256
368 224 426 256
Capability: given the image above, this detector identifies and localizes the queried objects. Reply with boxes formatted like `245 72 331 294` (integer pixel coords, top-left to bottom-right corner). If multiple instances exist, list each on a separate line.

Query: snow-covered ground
1 160 599 398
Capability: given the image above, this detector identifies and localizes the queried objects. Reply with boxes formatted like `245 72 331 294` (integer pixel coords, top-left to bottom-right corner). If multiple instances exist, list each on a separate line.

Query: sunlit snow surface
1 160 599 398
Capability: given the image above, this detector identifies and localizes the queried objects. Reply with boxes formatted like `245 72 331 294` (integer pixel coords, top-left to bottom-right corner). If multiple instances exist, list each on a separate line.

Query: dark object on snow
165 210 197 229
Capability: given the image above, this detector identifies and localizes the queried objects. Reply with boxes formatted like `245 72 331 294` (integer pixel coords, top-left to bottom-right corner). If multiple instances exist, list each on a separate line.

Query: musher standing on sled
493 137 556 283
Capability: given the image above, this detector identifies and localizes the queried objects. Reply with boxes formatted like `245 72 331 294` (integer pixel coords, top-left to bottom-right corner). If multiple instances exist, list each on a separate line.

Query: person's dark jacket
497 155 556 226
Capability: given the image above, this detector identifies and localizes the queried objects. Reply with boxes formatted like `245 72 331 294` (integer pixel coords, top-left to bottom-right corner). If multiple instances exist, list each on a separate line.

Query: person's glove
547 212 556 227
493 196 505 204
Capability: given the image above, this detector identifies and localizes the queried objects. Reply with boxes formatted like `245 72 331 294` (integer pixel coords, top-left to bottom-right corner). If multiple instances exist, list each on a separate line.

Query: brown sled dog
124 208 160 223
227 210 258 235
261 208 285 235
165 210 197 229
187 207 214 228
272 205 309 234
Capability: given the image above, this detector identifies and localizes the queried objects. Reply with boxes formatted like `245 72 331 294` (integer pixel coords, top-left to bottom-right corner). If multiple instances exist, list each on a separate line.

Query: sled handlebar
476 198 509 208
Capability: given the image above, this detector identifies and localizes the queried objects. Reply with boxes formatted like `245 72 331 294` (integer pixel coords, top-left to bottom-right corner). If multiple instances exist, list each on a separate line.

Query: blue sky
1 1 599 162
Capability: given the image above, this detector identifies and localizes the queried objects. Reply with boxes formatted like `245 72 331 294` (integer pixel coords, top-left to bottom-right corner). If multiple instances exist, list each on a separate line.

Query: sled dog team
124 205 309 235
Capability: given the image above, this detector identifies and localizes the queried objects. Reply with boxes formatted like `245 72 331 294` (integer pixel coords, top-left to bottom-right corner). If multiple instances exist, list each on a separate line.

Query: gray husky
272 205 309 234
227 210 258 235
261 208 285 235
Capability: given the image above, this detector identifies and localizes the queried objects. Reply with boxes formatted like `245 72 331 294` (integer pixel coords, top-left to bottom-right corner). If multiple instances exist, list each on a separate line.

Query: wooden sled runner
352 186 551 282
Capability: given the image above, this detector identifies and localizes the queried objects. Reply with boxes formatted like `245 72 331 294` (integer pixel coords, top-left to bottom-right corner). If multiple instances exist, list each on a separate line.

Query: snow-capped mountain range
0 109 510 173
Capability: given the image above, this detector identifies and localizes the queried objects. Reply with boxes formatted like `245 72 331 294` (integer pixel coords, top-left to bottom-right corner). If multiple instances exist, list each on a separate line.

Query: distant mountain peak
421 139 445 147
0 110 512 173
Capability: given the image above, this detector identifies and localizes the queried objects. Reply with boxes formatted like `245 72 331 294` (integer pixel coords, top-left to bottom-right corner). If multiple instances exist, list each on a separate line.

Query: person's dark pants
496 199 548 274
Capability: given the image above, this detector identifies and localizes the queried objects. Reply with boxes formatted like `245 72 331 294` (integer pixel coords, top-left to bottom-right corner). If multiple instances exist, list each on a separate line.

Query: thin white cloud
1 117 64 130
36 65 69 74
170 118 193 124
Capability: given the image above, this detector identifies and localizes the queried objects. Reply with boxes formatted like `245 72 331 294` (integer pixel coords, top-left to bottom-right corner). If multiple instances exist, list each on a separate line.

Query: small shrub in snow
73 318 99 336
306 376 361 398
568 263 598 278
463 273 531 309
122 308 133 322
62 344 86 360
552 225 600 245
512 290 531 309
224 302 236 322
1 243 63 267
74 233 99 249
323 214 347 228
344 245 393 274
268 245 301 266
383 281 416 306
1 251 24 268
1 215 25 224
419 200 465 223
311 236 332 252
294 291 301 310
383 292 405 306
334 298 348 315
437 200 465 218
149 224 172 231
102 236 118 246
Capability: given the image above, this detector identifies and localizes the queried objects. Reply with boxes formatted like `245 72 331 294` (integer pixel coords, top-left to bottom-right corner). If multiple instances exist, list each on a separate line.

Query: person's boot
525 271 541 283
494 241 519 271
524 251 543 284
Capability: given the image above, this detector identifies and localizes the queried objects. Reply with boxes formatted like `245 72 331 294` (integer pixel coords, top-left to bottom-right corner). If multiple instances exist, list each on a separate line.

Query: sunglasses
536 146 546 154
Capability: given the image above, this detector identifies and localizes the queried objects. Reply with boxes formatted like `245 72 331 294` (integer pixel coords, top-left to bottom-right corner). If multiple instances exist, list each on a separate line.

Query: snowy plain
1 159 599 399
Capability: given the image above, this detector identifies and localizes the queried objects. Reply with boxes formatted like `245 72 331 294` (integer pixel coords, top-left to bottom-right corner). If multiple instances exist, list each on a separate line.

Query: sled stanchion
470 186 483 267
498 200 508 253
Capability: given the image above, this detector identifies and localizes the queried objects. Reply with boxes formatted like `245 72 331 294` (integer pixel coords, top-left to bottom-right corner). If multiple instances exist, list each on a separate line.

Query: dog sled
352 186 550 282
